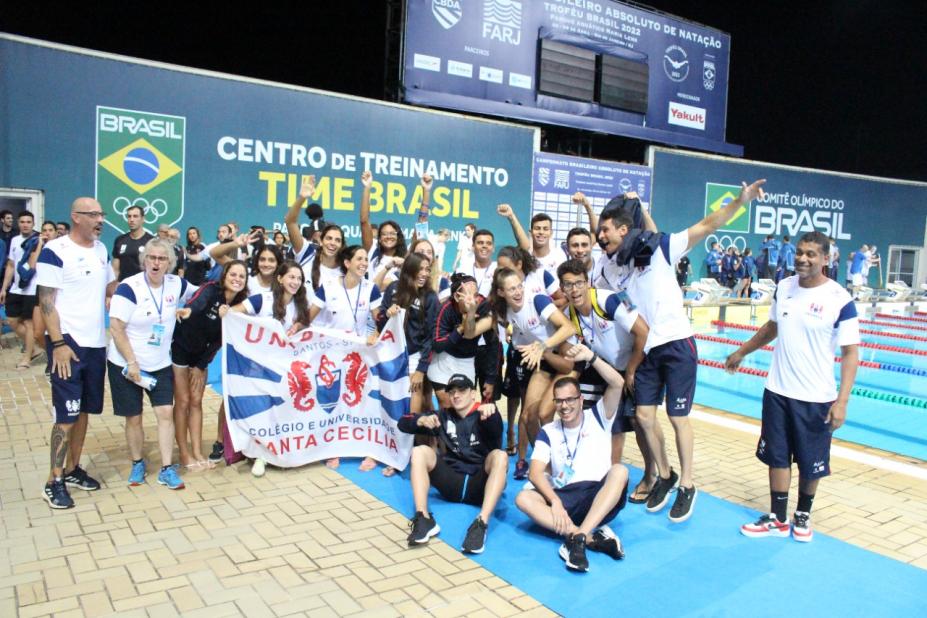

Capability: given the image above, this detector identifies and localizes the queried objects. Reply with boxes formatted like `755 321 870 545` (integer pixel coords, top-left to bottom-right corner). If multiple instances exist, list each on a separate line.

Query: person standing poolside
35 198 114 508
727 232 859 542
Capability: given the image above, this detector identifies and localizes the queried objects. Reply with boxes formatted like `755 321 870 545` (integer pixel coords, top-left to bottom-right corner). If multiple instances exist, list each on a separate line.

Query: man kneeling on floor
398 374 508 554
515 344 629 572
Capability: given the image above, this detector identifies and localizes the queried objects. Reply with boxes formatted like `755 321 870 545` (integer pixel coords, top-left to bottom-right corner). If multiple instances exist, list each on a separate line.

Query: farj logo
483 0 522 45
667 101 706 131
704 183 751 233
96 106 186 234
432 0 462 29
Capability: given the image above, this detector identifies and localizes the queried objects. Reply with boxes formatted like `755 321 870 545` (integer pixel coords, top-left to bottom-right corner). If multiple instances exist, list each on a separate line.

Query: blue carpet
339 464 927 617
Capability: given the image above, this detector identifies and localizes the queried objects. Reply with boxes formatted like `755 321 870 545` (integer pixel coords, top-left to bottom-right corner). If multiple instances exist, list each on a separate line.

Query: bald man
35 198 116 508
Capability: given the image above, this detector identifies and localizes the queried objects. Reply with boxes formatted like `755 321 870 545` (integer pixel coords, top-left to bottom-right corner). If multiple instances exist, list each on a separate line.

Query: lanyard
577 312 595 344
342 278 362 335
144 273 165 323
560 413 585 465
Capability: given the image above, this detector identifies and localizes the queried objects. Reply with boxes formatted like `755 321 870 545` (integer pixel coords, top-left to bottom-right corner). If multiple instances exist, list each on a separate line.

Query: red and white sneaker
740 513 790 538
791 511 813 543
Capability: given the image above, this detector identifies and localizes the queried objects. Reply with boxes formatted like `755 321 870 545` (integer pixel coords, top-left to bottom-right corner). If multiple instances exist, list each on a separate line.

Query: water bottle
122 366 158 391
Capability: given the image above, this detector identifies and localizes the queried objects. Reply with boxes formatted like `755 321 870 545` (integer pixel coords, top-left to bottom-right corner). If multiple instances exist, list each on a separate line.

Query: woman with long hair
489 267 576 481
304 223 345 299
377 253 439 414
174 260 249 469
386 237 451 303
360 171 407 281
248 244 283 296
223 260 311 477
184 226 209 285
272 230 294 260
496 245 561 300
308 245 384 471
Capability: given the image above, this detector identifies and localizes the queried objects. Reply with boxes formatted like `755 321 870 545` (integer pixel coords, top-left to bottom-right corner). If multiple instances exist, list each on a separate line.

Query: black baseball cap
446 374 474 391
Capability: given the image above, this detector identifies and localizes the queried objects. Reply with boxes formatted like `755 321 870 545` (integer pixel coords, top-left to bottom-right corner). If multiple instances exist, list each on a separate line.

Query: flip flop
629 477 655 504
505 444 517 456
184 461 203 470
325 458 341 469
358 457 377 472
197 460 216 470
381 466 397 477
16 361 30 371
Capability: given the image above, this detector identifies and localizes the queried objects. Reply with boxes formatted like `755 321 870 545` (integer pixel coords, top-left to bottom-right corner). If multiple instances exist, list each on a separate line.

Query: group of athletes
7 168 860 572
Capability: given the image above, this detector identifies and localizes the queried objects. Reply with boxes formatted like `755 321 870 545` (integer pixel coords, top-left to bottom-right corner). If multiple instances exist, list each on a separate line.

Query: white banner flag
221 312 413 470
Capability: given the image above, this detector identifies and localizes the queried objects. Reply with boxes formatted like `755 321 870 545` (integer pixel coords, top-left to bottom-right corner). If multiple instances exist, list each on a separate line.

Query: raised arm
285 175 316 256
417 174 433 225
687 179 766 252
497 204 531 251
566 343 624 419
573 192 598 234
360 171 374 251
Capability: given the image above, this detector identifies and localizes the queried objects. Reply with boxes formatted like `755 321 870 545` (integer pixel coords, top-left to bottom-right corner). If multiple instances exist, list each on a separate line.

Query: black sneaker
407 511 440 547
589 525 624 560
668 485 698 523
43 479 74 509
207 441 224 463
646 469 679 513
461 517 488 554
559 533 589 572
64 465 101 491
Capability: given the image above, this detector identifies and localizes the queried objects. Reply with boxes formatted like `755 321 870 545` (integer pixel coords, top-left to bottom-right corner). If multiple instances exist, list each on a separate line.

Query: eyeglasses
75 211 106 219
560 280 587 291
146 255 170 263
553 395 582 406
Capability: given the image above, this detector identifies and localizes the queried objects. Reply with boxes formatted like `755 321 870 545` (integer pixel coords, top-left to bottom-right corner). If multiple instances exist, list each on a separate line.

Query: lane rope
711 320 927 356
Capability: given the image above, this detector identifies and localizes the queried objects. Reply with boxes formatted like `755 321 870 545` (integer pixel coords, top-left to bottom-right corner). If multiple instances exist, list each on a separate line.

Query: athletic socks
771 491 788 522
797 492 815 514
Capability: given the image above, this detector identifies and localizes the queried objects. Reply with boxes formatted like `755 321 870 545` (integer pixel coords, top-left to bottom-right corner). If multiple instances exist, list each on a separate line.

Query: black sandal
628 477 655 504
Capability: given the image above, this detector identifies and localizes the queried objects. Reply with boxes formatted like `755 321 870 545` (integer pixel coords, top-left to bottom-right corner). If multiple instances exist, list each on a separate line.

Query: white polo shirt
108 273 195 370
766 276 860 403
243 292 299 331
7 234 39 295
532 402 612 486
508 293 558 347
35 236 114 348
312 277 382 335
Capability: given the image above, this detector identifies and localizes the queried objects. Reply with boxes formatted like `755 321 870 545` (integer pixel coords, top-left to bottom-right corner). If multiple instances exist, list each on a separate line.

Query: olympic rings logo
112 196 169 224
704 234 747 253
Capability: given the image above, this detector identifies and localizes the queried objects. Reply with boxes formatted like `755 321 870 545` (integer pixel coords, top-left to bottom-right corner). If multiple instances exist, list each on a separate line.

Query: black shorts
171 340 213 370
555 477 628 527
107 362 175 417
502 346 533 398
5 292 36 318
475 341 502 402
430 456 489 506
757 389 833 480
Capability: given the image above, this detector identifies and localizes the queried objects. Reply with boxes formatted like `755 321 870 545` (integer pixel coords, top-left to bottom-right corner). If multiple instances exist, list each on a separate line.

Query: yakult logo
667 102 706 131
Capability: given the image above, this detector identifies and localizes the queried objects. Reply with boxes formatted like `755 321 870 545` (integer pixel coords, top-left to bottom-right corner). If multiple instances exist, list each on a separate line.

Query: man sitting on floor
398 374 508 554
515 344 629 572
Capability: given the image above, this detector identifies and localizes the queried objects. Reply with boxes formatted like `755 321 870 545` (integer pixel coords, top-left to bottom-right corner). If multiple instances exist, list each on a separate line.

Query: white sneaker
251 458 266 477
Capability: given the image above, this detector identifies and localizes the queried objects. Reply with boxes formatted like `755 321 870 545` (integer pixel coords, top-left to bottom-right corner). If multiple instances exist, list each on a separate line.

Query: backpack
15 235 40 287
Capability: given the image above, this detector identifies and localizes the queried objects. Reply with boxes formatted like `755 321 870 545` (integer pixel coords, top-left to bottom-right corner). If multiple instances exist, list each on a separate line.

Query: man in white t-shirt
497 204 569 277
451 224 475 273
0 210 41 368
727 232 859 542
35 198 116 509
515 345 629 572
596 179 766 524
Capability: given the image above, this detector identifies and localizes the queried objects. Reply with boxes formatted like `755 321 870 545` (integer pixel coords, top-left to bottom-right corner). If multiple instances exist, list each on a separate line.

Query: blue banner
531 152 650 244
404 0 739 155
648 148 927 282
0 36 537 250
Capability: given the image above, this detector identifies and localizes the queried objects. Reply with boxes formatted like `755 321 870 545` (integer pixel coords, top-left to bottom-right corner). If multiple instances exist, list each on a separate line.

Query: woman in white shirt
109 238 196 490
309 245 383 471
224 260 311 476
247 244 283 296
489 267 576 480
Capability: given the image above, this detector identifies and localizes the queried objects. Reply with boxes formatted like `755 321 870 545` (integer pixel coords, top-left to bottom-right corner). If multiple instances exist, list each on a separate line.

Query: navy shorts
757 389 833 480
634 337 698 417
430 455 489 506
612 369 637 435
46 335 106 423
555 476 628 527
475 342 502 402
502 346 533 397
107 362 175 417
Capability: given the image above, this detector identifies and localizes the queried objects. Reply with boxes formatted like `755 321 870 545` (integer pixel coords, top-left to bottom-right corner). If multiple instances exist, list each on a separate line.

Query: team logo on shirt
96 106 186 234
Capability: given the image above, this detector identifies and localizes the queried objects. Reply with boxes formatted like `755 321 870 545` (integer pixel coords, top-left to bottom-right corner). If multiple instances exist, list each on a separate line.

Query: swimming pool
694 319 927 460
